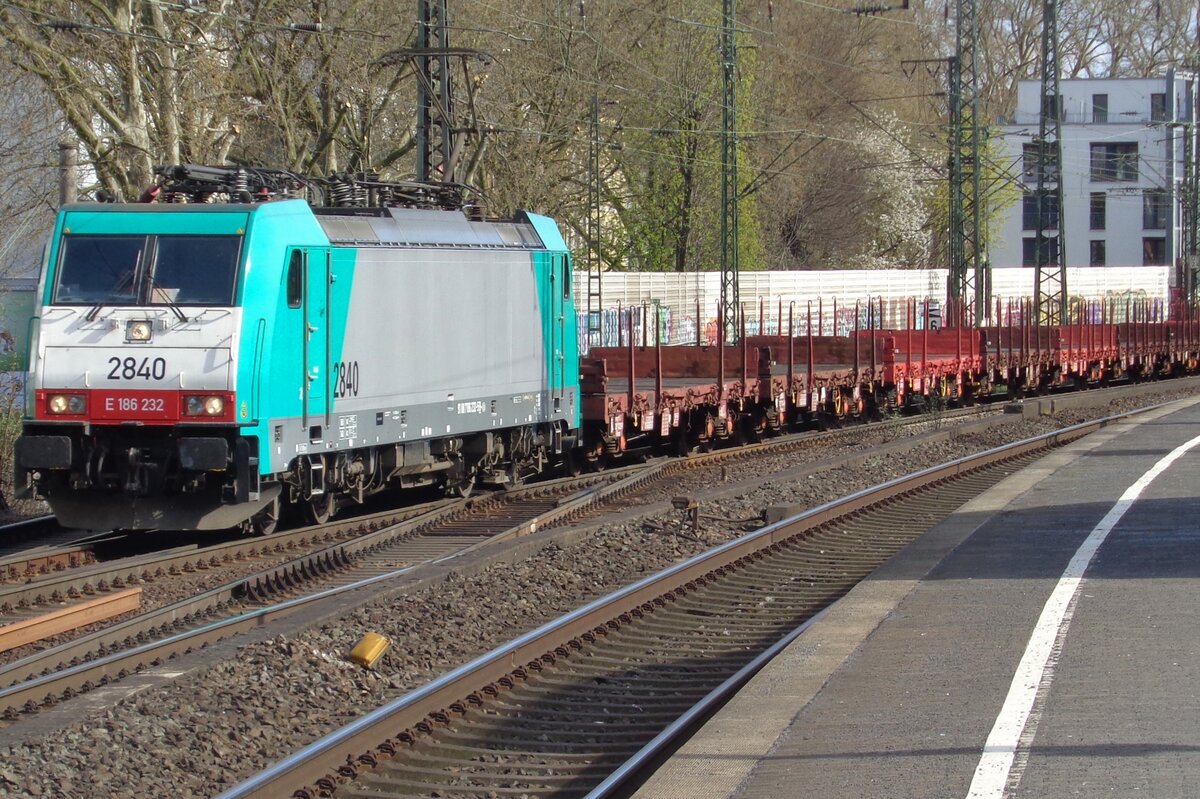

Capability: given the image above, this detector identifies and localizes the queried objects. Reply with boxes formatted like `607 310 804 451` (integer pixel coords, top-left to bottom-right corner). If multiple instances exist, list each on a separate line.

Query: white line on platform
966 432 1200 799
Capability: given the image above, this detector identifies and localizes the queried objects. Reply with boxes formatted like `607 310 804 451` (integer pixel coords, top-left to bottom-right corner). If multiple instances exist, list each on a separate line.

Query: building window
1090 142 1139 182
1090 192 1106 230
1022 238 1036 266
1143 237 1166 265
1022 192 1060 230
1151 93 1167 122
1023 235 1059 266
1022 142 1059 183
1092 93 1108 123
1090 240 1106 266
1143 189 1169 229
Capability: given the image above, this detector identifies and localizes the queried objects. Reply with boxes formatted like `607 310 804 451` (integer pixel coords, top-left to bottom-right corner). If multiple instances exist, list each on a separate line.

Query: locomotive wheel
565 447 583 477
251 497 281 536
304 492 336 526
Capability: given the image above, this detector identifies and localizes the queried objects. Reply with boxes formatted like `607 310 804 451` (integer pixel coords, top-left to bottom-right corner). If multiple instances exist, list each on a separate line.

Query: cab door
302 248 330 435
550 253 568 412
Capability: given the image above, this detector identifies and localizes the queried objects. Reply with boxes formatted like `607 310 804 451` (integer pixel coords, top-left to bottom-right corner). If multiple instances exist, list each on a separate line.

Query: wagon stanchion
922 297 928 399
628 307 636 444
806 301 814 418
853 300 861 379
718 299 726 410
655 305 663 441
741 302 749 406
906 298 913 406
787 302 796 426
870 296 878 388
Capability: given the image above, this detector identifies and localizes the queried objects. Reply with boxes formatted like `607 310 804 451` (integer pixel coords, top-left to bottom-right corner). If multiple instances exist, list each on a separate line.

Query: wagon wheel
697 414 717 452
304 492 336 526
829 393 849 425
740 413 767 444
672 426 692 457
250 496 281 536
733 415 754 446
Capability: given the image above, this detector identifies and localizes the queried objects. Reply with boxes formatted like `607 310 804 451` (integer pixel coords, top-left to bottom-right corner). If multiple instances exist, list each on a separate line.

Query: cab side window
286 250 303 308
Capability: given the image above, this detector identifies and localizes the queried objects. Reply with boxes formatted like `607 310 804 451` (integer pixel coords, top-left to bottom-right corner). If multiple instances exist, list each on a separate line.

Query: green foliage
928 127 1021 266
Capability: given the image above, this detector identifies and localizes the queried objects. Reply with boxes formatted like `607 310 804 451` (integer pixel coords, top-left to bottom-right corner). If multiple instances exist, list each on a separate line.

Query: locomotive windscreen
53 234 242 306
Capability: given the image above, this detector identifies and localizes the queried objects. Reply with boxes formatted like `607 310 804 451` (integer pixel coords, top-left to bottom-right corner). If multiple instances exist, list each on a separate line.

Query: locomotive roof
313 206 550 250
60 201 564 252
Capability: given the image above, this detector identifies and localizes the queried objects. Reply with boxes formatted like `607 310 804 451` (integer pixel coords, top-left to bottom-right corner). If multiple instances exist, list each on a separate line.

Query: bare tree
0 0 247 199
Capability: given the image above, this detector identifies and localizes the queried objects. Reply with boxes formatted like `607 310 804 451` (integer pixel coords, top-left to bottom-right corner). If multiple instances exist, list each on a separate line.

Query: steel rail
216 404 1141 799
0 470 622 612
0 465 661 714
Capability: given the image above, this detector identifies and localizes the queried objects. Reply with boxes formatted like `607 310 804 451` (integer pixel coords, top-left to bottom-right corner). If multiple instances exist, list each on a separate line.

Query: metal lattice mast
1181 76 1200 306
416 0 453 183
586 95 604 347
719 0 740 342
947 0 987 325
1034 0 1067 324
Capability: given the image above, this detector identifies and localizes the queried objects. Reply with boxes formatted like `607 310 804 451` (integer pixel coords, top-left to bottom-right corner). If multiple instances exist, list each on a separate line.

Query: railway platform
634 393 1200 799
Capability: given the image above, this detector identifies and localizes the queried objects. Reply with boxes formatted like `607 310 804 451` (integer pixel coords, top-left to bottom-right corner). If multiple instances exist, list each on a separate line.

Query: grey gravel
0 389 1191 799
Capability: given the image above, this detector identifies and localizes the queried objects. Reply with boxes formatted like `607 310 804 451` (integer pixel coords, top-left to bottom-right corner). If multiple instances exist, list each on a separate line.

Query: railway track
0 372 1183 602
214 410 1126 799
0 400 991 721
0 404 992 650
0 470 644 717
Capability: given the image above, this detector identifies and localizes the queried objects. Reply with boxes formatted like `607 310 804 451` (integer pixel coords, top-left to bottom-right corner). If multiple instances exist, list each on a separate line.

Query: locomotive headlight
126 320 152 342
47 394 86 415
184 394 225 417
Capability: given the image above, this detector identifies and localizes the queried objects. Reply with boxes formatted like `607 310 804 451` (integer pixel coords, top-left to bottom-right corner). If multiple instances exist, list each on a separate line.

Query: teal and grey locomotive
14 171 580 533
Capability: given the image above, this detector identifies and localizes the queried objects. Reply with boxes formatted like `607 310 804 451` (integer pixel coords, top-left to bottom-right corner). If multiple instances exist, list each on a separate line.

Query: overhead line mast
947 0 987 326
377 0 488 208
415 0 453 185
719 0 740 343
1034 0 1067 323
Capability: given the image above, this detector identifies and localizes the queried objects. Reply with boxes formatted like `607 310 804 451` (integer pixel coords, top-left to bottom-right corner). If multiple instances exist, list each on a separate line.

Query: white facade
993 73 1197 277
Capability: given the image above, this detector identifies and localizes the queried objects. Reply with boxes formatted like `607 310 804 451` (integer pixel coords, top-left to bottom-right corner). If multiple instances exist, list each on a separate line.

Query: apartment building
992 72 1197 281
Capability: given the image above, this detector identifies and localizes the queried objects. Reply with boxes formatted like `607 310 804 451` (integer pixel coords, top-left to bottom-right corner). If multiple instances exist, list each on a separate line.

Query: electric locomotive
14 167 581 533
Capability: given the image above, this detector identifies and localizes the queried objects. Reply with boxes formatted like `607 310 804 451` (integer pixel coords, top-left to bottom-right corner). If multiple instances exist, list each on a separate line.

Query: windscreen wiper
147 274 189 323
85 266 139 321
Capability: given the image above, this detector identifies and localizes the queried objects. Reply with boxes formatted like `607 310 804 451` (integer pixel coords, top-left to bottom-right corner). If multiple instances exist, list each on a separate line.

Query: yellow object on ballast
349 632 391 669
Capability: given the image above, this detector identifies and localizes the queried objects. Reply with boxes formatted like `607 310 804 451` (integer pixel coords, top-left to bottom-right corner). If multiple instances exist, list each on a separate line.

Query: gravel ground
0 390 1193 798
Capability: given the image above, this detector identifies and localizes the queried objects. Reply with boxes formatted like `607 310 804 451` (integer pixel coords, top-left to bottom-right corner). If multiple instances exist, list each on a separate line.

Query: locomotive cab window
150 236 240 306
53 234 241 307
53 236 144 304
